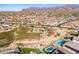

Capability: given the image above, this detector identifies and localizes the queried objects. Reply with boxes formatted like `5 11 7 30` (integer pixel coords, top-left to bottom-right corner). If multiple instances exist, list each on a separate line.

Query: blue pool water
46 46 54 51
56 40 65 47
45 46 55 52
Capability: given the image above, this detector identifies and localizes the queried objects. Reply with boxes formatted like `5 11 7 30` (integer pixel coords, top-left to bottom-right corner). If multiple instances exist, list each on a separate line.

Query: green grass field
20 48 43 54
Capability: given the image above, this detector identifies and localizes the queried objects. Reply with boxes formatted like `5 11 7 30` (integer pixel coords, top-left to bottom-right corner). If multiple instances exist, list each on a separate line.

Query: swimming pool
56 39 65 47
43 46 55 53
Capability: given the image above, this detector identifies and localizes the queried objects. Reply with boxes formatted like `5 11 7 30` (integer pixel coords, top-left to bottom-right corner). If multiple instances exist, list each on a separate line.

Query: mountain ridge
22 4 79 12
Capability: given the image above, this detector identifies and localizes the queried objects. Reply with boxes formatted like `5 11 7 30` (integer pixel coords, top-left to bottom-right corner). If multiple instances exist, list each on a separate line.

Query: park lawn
21 48 43 54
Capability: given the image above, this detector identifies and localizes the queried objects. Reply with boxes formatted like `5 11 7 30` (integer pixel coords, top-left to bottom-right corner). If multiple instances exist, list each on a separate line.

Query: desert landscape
0 4 79 54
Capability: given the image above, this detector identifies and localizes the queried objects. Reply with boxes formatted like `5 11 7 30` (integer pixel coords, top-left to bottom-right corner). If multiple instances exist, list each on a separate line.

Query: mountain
22 4 79 12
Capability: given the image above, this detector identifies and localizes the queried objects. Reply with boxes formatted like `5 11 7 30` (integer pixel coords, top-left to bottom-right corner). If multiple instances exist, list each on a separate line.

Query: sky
0 4 65 11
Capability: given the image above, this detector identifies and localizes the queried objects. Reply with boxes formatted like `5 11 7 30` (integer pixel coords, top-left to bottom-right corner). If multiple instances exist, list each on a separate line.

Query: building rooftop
64 41 79 52
57 47 74 54
73 37 79 42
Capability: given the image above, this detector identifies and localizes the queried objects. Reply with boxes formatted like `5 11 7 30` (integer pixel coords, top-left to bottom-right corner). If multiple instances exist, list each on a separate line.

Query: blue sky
0 4 65 11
